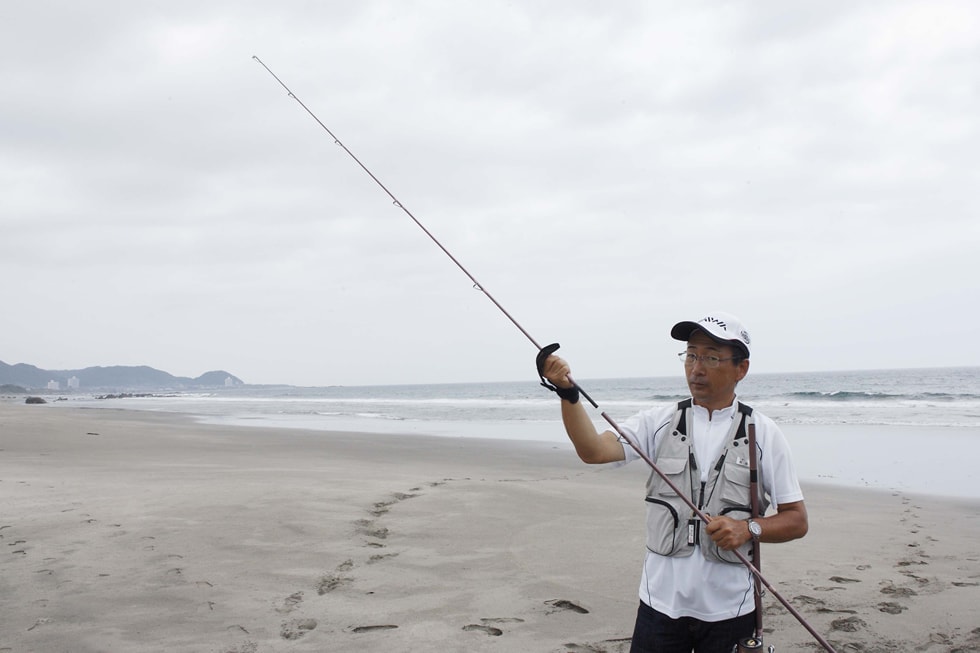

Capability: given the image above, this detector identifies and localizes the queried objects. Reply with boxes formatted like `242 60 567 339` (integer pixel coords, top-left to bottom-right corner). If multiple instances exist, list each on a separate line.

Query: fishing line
253 56 838 653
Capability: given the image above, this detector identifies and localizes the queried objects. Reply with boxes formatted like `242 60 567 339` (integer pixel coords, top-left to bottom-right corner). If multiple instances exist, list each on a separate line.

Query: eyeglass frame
677 352 744 368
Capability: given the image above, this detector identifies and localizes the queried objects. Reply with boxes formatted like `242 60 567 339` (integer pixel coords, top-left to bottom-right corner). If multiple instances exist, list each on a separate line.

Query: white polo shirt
616 398 804 621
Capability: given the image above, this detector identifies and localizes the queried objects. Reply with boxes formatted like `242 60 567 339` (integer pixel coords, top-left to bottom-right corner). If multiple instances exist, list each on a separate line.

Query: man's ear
736 358 750 383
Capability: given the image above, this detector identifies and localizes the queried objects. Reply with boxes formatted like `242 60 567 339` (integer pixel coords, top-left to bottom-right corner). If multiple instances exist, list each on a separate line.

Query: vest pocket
718 461 751 506
645 456 690 555
644 497 681 555
704 461 753 564
647 456 690 496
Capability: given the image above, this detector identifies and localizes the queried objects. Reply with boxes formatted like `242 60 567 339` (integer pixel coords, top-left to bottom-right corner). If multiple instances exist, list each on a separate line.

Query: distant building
67 376 80 389
224 376 234 387
47 380 60 390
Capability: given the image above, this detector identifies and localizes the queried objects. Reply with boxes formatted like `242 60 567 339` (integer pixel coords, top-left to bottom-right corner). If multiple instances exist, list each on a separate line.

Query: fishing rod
745 421 766 653
253 56 838 653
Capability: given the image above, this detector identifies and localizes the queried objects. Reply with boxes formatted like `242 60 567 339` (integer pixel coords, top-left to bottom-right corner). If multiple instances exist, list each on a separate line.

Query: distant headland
0 359 243 393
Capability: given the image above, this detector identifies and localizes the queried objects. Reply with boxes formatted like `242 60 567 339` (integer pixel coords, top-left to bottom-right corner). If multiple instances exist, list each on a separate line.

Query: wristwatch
747 519 762 541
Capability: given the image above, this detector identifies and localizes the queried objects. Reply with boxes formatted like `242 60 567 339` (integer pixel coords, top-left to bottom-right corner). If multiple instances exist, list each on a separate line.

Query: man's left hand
704 515 751 551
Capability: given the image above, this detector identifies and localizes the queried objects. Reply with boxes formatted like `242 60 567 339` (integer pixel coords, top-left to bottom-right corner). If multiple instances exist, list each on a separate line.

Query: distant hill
0 360 244 392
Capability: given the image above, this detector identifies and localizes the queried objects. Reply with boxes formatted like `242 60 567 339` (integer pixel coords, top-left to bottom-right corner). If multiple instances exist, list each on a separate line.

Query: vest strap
735 401 753 441
675 399 693 435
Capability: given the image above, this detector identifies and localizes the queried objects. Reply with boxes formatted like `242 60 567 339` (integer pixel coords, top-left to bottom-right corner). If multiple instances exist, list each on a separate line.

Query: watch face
749 521 762 537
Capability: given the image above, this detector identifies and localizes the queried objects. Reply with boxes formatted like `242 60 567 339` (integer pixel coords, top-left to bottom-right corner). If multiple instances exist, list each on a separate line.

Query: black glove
535 343 580 404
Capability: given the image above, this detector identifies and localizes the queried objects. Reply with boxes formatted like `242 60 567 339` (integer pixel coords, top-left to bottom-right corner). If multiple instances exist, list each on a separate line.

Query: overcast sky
2 1 978 386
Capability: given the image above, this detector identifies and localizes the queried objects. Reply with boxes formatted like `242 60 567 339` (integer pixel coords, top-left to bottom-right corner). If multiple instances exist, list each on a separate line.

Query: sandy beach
2 403 979 653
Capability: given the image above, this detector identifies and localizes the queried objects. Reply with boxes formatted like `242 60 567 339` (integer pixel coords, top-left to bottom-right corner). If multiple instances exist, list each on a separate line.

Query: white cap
671 312 751 358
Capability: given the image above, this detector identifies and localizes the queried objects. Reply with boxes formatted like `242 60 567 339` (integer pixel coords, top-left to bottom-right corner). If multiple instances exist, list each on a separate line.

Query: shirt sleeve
757 413 805 507
614 405 675 466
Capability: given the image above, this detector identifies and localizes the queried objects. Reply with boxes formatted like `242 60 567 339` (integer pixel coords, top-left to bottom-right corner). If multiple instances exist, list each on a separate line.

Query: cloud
1 1 978 385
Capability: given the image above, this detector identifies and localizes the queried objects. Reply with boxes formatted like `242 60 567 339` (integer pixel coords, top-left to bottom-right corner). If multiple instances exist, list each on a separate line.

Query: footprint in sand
880 583 917 597
358 485 432 550
462 624 503 636
792 595 826 608
927 632 954 647
317 573 352 595
966 628 980 647
898 570 929 584
830 616 866 632
225 642 257 653
26 618 54 632
763 603 786 617
355 519 389 541
392 491 419 500
482 617 525 625
371 490 421 516
317 559 357 595
276 591 304 614
878 601 907 614
280 618 317 640
793 594 824 605
367 553 398 564
545 599 590 614
351 624 398 633
563 638 633 653
461 617 524 637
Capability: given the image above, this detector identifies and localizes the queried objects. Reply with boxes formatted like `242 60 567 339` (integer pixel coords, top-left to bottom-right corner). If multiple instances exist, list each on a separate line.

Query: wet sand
2 403 979 652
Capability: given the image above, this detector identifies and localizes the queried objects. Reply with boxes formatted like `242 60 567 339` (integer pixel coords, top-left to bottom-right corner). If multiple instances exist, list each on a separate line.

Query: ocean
59 366 980 499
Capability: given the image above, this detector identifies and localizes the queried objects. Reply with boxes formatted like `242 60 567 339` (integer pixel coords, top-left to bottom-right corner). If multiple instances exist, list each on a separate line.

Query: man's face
684 331 749 411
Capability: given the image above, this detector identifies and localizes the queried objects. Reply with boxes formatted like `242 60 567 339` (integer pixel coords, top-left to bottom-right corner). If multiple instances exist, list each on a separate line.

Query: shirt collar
690 396 739 419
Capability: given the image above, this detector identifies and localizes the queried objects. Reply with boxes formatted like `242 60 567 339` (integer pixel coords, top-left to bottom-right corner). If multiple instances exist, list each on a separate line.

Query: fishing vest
644 399 770 564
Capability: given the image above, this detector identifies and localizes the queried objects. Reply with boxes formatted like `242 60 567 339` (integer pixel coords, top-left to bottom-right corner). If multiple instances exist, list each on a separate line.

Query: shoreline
2 404 979 652
32 399 980 501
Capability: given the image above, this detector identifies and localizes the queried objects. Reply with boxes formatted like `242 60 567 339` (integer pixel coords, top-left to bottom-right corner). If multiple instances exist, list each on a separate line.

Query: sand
1 403 979 653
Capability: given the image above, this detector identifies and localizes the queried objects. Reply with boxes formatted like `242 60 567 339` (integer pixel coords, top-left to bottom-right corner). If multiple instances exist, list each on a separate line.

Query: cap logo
699 315 750 346
699 316 728 331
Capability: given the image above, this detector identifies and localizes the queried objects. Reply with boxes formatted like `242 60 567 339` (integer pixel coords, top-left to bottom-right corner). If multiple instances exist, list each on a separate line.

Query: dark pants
630 601 756 653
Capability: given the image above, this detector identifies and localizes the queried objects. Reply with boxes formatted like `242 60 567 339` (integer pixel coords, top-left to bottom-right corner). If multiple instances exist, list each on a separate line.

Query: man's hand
705 501 809 549
541 355 574 389
704 515 751 551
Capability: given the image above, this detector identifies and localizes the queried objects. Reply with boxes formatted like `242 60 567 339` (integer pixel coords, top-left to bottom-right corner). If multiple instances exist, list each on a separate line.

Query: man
540 312 808 653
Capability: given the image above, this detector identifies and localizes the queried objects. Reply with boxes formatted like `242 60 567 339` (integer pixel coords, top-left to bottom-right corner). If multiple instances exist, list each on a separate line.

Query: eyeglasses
677 352 740 368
